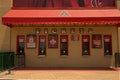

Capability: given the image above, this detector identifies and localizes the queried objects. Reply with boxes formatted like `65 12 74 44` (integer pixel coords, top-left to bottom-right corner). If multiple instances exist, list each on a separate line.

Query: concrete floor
0 68 120 80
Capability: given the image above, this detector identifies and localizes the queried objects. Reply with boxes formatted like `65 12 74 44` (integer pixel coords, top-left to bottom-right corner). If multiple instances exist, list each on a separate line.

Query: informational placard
26 34 36 49
92 34 102 48
48 34 58 48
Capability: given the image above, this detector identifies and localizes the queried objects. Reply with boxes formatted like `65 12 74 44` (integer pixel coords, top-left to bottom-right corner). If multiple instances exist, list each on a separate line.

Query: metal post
1 54 4 70
8 25 12 74
8 53 11 74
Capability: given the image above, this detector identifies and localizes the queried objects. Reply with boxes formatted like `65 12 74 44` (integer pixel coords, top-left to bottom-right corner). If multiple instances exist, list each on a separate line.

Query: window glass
13 0 116 8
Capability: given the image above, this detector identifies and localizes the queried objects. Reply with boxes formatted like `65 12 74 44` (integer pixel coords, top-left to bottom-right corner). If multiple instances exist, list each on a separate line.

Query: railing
115 52 120 67
0 52 25 74
0 52 15 74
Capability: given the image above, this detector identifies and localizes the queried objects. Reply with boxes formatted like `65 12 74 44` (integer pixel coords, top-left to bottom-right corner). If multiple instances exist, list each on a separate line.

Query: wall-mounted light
35 28 40 34
61 28 66 34
88 28 93 34
51 28 57 34
44 28 48 34
79 28 84 34
70 28 75 34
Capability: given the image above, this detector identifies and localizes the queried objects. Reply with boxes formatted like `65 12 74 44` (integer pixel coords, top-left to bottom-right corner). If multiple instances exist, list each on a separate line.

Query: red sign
48 34 58 48
104 35 111 42
18 36 24 43
82 35 89 42
60 35 68 43
92 34 102 48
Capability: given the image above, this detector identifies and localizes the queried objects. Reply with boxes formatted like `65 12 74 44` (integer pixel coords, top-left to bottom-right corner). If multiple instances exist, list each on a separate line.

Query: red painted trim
2 17 120 25
104 35 112 55
60 35 68 56
16 35 25 55
82 35 90 56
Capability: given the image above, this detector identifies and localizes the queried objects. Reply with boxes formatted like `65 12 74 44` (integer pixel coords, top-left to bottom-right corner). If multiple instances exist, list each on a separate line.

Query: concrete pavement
0 68 120 80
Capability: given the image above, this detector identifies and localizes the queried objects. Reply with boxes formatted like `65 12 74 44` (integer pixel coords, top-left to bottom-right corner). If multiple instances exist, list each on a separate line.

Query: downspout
8 24 12 74
117 24 120 53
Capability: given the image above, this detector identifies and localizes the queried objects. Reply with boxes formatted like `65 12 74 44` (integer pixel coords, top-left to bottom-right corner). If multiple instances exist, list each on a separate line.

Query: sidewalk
0 68 120 80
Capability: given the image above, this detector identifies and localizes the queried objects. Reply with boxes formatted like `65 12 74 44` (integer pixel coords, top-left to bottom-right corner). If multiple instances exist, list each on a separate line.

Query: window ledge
82 55 90 56
38 55 46 57
60 55 68 57
105 55 112 57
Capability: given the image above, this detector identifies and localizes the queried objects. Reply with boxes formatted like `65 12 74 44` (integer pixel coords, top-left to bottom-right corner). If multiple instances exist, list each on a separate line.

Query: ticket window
82 35 90 55
38 35 46 56
104 35 112 55
60 35 68 56
17 35 25 55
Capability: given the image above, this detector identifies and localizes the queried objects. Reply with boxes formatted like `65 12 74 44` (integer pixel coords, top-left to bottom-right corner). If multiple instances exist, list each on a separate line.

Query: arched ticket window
104 35 112 55
16 35 25 55
82 35 90 56
38 35 46 56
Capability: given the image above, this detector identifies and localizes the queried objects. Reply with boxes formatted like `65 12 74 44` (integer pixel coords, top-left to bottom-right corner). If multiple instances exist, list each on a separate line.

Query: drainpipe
8 25 12 74
117 24 120 53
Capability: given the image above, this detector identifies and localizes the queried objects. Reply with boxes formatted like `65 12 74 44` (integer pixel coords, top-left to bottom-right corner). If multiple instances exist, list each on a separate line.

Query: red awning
2 9 120 25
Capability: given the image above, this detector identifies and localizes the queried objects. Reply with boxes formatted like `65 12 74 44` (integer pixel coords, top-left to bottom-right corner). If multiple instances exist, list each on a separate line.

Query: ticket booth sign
60 35 68 55
26 34 36 48
104 35 112 55
82 35 90 55
39 35 46 55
